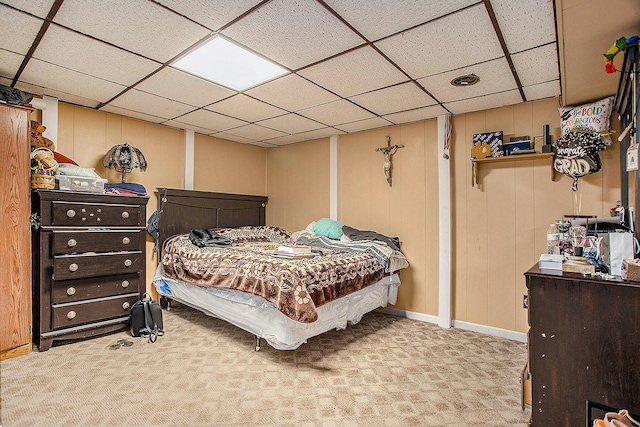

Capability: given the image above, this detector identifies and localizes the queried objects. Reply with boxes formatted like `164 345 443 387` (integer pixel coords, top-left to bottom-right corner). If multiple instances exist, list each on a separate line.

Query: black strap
142 301 157 343
140 299 164 343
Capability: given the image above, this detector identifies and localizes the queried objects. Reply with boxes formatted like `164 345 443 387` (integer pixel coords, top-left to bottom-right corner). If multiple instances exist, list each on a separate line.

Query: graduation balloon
553 129 607 191
554 96 614 191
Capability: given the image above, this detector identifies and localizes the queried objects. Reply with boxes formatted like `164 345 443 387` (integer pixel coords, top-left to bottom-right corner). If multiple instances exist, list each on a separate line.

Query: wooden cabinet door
0 104 32 359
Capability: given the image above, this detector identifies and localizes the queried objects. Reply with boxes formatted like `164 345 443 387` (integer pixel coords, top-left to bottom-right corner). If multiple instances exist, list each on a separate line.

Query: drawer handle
121 211 130 219
69 263 78 272
66 209 76 218
66 287 76 296
124 259 132 267
67 238 77 248
67 311 76 320
121 280 130 288
122 237 130 245
122 302 130 310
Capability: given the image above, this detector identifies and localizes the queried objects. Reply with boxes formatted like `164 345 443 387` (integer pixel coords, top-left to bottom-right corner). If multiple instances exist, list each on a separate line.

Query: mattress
152 266 400 350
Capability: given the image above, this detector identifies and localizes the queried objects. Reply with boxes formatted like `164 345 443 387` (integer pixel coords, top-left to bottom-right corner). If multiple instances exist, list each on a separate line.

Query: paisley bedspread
160 226 388 323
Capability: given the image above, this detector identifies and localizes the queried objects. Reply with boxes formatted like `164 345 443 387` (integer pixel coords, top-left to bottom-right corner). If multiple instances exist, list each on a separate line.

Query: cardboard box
521 363 531 410
621 259 640 282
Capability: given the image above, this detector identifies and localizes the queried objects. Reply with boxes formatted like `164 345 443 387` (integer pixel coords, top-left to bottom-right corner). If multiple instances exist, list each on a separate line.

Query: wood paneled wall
266 138 330 232
57 103 184 293
194 133 267 196
339 121 439 316
452 97 622 332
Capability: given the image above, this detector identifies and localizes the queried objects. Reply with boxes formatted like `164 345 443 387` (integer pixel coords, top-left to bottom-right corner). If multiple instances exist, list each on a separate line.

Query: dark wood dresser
32 190 148 351
525 266 640 426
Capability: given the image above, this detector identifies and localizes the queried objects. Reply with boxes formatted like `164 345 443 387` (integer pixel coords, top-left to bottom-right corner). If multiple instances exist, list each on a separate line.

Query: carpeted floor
0 305 531 426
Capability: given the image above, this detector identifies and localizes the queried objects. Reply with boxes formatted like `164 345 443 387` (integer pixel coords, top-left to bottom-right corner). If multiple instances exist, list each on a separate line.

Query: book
277 245 314 254
538 254 563 270
271 252 317 259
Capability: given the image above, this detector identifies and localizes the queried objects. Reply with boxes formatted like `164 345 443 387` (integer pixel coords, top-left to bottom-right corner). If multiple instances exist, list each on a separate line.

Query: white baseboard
380 307 527 343
381 307 439 324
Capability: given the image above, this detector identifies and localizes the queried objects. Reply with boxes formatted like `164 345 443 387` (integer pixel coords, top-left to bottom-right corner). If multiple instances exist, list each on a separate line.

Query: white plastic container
56 175 105 194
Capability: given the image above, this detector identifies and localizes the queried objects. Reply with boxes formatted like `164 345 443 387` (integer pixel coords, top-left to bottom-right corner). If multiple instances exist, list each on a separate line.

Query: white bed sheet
152 265 400 350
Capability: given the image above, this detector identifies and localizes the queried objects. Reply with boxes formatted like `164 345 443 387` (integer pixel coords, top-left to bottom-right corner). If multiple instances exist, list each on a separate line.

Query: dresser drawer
53 252 143 280
50 201 144 227
52 230 145 254
52 274 140 303
52 294 138 329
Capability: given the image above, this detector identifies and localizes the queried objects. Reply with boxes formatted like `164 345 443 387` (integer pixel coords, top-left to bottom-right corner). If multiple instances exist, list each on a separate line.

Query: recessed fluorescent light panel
173 36 288 91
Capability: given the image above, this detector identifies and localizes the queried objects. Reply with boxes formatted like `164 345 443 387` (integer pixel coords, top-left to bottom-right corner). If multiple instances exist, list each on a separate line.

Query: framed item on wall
473 131 504 157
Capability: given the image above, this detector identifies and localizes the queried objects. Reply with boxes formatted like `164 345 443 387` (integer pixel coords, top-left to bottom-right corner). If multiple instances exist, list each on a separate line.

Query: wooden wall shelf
471 152 555 187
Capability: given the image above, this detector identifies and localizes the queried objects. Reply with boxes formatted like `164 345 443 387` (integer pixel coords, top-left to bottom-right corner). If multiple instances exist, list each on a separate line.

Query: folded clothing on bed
341 225 400 251
189 229 231 247
295 230 408 273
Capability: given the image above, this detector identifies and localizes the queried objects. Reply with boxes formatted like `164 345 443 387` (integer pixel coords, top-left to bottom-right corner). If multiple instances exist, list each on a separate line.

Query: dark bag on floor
130 293 164 343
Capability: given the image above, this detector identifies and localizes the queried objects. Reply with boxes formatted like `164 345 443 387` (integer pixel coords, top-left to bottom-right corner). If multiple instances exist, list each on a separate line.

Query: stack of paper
538 254 563 270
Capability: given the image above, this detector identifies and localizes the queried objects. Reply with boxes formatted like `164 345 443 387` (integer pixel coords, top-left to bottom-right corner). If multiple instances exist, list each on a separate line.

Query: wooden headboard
156 188 268 247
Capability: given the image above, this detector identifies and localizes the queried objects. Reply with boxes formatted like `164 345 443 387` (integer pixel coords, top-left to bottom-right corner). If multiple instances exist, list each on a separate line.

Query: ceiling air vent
450 74 480 87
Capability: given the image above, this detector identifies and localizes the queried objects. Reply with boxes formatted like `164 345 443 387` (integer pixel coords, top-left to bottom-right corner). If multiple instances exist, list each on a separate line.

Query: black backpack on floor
130 293 164 343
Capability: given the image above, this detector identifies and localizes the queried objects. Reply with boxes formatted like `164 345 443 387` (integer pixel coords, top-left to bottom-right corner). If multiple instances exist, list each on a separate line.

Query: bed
151 188 408 350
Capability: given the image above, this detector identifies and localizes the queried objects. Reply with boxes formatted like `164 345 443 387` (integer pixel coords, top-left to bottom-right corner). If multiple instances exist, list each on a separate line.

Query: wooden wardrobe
0 103 32 360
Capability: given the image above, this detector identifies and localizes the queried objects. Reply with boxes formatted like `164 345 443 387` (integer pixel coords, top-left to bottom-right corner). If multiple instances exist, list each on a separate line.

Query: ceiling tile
221 0 364 70
212 132 258 144
138 67 236 107
162 118 218 135
257 113 324 134
99 105 166 123
348 82 436 115
298 99 375 126
224 124 287 141
108 89 195 119
0 49 24 78
248 141 278 148
335 117 393 133
289 127 345 141
2 0 55 18
383 105 450 125
298 45 408 97
491 0 556 53
206 94 287 122
512 44 560 86
375 4 504 79
324 0 477 41
263 134 308 146
246 73 339 112
173 109 248 133
20 58 127 102
53 0 210 62
0 5 43 55
12 79 102 109
443 90 523 115
523 80 561 101
34 25 160 86
418 57 517 103
154 0 262 31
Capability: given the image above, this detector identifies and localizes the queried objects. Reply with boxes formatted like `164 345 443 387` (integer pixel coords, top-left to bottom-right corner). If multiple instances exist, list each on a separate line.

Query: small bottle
547 224 559 254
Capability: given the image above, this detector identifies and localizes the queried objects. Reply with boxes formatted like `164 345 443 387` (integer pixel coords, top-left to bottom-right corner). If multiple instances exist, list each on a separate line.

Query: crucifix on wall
375 136 404 186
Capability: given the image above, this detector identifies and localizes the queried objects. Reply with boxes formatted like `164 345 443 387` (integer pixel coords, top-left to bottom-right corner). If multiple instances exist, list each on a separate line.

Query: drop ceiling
0 0 637 147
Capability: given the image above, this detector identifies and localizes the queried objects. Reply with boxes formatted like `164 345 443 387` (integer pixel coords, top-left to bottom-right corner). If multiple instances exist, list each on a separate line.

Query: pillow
559 96 614 145
312 218 344 239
